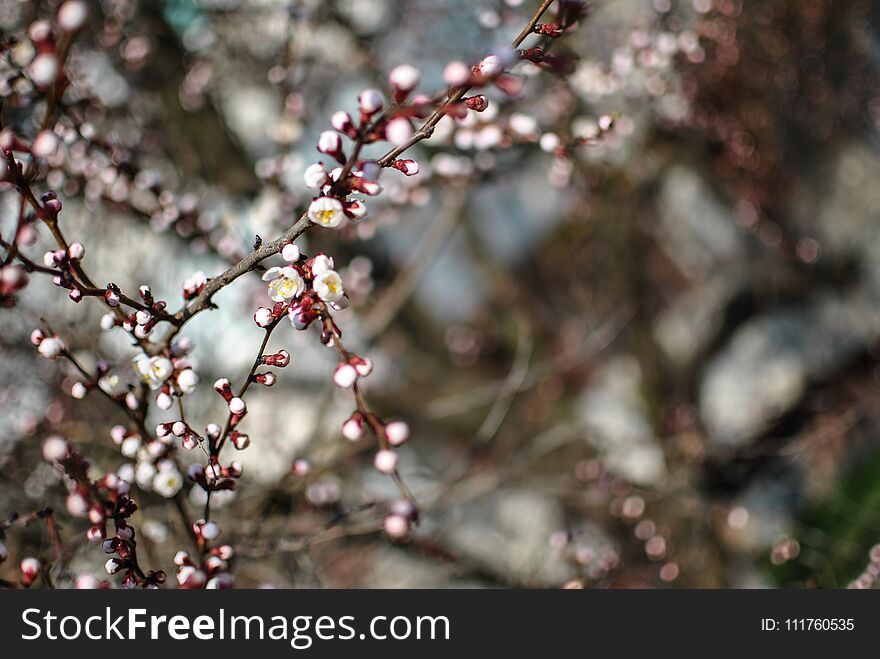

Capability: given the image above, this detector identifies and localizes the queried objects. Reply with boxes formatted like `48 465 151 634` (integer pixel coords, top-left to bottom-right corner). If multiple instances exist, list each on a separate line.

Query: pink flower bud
228 397 246 415
75 573 102 589
343 199 368 220
255 372 276 386
176 565 206 588
373 449 399 475
384 420 410 446
71 382 88 399
20 557 42 585
443 60 471 86
254 306 274 328
58 1 88 32
351 356 373 377
66 492 90 517
342 414 365 441
67 242 85 260
479 54 503 78
331 110 355 135
358 88 384 115
156 391 173 410
171 421 187 437
32 128 60 158
42 435 69 462
201 521 221 541
30 329 45 345
281 242 301 262
213 378 232 399
385 117 413 147
333 362 358 388
317 130 344 163
389 64 420 97
104 558 122 575
392 159 420 176
293 458 310 475
231 432 250 450
383 514 410 538
464 95 489 112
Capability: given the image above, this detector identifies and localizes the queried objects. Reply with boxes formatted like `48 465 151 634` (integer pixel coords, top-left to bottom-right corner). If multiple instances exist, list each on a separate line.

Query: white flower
262 266 304 302
132 355 173 390
135 460 157 488
311 254 334 275
176 368 199 394
98 373 126 396
313 270 344 303
37 336 64 359
307 196 344 228
152 466 183 498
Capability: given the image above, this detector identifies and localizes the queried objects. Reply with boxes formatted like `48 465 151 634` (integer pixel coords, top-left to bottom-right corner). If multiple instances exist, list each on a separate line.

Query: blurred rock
656 165 746 279
699 294 878 447
362 548 486 588
437 488 574 586
653 277 739 368
577 357 667 486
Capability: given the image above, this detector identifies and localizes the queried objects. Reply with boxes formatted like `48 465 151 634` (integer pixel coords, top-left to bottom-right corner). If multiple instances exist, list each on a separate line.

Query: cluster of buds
110 285 167 340
30 328 65 359
41 237 85 302
256 251 349 333
213 378 246 417
383 499 418 540
155 419 203 454
127 337 197 408
112 424 183 498
42 436 165 588
332 353 373 389
174 545 234 589
187 459 240 493
182 270 207 300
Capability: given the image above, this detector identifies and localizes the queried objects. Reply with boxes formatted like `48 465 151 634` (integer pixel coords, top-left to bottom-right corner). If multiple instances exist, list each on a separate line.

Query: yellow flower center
269 277 298 299
315 209 336 224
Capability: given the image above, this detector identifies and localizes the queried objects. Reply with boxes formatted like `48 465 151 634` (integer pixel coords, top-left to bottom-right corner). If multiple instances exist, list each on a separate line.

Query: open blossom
314 270 344 303
308 196 345 228
152 465 184 498
133 355 173 389
262 266 304 302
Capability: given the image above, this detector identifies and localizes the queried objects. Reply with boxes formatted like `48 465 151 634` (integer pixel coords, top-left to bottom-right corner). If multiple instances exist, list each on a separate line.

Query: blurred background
2 0 880 588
